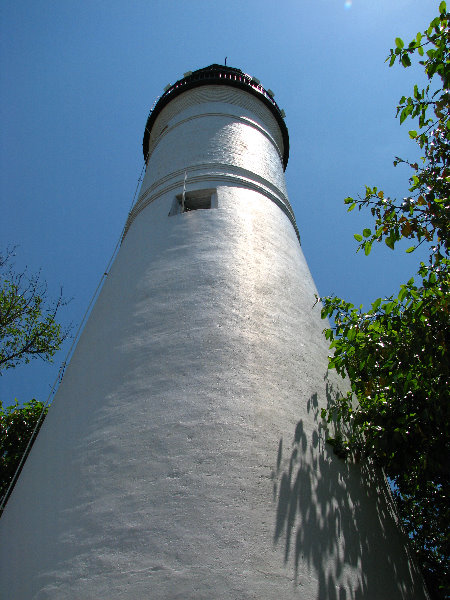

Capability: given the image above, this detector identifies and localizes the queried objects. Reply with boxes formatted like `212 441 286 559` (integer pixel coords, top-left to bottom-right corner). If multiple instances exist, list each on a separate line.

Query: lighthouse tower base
0 64 428 599
0 186 427 599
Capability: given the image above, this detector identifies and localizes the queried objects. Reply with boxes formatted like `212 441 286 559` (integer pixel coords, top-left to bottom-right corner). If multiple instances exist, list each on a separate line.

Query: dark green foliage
319 4 449 598
0 400 48 511
0 249 70 512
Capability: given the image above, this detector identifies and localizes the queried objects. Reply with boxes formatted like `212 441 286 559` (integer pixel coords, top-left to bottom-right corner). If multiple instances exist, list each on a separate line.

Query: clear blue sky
0 0 439 404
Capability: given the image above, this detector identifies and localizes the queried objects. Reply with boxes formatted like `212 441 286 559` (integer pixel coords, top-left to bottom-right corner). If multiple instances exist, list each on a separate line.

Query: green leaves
0 399 48 510
385 235 395 250
345 196 357 211
320 261 449 595
318 6 450 595
401 54 411 68
372 298 382 311
0 250 70 373
399 102 413 124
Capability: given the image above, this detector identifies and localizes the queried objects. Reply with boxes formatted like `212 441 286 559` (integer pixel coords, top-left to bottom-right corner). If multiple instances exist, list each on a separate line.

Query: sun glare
344 0 352 8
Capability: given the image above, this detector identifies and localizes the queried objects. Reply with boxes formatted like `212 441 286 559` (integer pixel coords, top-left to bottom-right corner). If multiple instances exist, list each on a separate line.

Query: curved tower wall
125 85 296 239
0 69 428 599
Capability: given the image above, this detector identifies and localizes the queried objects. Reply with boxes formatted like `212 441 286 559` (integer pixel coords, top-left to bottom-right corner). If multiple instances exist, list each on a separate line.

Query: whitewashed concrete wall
0 84 428 599
125 86 295 239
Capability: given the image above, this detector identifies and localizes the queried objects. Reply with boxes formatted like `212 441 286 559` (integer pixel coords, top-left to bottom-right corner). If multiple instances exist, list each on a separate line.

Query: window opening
169 188 217 216
183 193 212 211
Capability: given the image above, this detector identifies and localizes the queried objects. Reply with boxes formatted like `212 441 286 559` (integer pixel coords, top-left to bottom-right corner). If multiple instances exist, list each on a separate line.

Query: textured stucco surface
0 86 428 599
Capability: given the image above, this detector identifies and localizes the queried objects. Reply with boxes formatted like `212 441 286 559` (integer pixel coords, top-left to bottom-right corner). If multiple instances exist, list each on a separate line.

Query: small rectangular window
169 189 217 216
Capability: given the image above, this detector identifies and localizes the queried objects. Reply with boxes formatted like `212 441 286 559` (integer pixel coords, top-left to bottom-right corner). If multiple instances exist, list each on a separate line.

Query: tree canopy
319 4 449 598
0 248 70 373
0 399 48 512
0 249 70 511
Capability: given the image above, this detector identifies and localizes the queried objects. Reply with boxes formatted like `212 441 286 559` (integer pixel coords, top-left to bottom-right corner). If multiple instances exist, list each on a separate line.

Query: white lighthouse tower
0 65 428 599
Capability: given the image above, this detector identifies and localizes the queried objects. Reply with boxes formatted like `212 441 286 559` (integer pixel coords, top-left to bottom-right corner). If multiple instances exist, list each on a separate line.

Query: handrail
154 65 282 118
142 64 289 170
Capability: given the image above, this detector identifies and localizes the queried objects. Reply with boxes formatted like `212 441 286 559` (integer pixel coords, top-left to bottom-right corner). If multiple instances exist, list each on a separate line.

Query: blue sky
0 0 439 404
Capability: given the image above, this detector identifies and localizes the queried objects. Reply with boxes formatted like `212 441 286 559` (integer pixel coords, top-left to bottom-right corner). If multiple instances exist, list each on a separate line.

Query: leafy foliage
0 248 70 373
0 399 48 512
0 249 70 512
319 4 449 598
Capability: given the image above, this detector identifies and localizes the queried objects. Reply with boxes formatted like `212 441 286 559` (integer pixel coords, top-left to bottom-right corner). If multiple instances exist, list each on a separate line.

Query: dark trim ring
142 64 290 170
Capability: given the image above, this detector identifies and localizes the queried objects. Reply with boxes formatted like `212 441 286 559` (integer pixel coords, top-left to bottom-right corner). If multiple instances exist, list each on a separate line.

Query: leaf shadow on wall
272 381 424 600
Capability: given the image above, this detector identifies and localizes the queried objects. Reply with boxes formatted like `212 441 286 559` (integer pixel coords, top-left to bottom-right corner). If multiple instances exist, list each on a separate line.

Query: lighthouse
0 65 428 599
